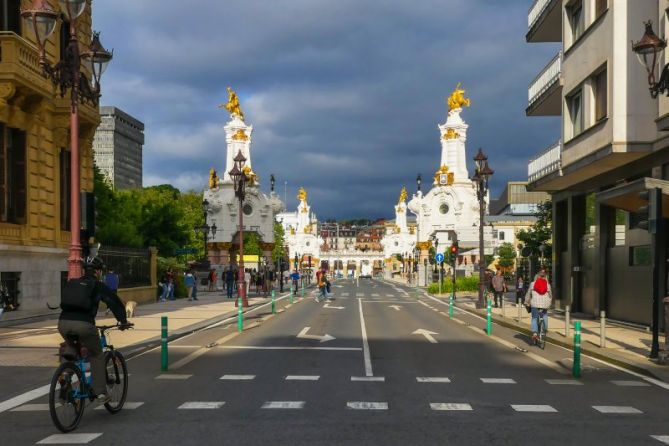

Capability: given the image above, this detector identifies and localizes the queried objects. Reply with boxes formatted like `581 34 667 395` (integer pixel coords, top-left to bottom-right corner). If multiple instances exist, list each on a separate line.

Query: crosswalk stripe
94 402 144 410
351 376 385 382
511 405 557 413
545 379 582 385
416 377 451 383
651 435 669 444
430 403 472 411
10 403 49 411
481 378 516 384
347 402 388 410
220 374 255 380
286 375 320 381
593 405 642 414
262 401 305 409
386 294 395 297
178 402 225 409
356 293 364 297
341 293 349 296
155 374 192 380
37 433 103 444
371 293 379 297
611 380 651 387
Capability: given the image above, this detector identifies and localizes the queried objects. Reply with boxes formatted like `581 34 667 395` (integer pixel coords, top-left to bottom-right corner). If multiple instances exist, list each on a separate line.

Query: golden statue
447 83 471 112
398 186 407 204
208 168 219 189
442 128 459 140
242 165 257 184
290 226 295 235
297 187 308 202
219 86 245 121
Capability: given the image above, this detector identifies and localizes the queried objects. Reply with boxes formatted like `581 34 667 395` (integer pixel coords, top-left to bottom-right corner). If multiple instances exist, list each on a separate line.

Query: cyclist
58 257 129 403
524 268 552 345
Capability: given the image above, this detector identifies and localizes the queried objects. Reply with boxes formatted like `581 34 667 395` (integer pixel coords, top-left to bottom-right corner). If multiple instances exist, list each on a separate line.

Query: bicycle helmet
83 256 105 271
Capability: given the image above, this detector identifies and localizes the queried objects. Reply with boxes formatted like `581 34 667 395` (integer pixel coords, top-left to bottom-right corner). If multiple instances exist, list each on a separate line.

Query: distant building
489 181 549 216
93 106 144 189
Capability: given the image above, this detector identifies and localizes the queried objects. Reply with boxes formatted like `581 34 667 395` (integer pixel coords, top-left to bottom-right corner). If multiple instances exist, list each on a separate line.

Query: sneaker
531 333 539 344
96 393 111 404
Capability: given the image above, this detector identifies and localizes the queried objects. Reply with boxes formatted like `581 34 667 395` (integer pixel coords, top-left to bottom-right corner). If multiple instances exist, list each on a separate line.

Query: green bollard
449 295 454 319
486 299 492 336
301 282 304 298
271 290 276 314
573 321 581 378
237 298 243 332
290 287 294 304
161 316 168 371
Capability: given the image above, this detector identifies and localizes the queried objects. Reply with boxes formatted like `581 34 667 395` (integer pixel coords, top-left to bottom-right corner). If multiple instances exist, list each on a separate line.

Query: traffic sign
176 248 198 255
435 253 444 263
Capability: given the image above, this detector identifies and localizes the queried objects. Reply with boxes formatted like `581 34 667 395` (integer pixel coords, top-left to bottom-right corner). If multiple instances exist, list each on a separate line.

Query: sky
93 0 560 220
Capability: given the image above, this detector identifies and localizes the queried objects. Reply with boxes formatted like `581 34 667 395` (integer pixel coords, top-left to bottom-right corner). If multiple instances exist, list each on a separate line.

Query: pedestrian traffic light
637 188 661 233
449 242 459 265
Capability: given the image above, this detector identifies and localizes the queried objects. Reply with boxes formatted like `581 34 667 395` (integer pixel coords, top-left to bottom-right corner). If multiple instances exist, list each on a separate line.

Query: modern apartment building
526 0 669 326
0 0 99 310
93 106 144 189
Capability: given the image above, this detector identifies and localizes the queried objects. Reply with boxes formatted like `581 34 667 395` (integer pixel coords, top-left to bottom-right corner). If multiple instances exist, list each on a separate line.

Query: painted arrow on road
297 327 336 343
323 303 345 310
412 329 438 343
389 305 402 311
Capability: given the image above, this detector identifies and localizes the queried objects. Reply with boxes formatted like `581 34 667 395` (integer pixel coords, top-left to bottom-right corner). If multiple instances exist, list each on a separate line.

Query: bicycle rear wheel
49 362 85 432
538 319 547 350
104 350 128 413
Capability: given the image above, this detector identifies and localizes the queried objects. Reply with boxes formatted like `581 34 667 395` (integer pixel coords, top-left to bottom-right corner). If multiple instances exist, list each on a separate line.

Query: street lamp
416 173 422 192
229 150 249 307
21 0 113 279
195 199 217 263
632 21 669 98
472 148 494 308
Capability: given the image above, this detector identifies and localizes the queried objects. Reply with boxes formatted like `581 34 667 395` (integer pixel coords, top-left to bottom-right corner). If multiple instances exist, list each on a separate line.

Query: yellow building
0 1 99 310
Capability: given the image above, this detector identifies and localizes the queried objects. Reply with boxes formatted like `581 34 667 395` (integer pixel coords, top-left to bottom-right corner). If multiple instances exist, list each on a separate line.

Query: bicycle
50 323 133 432
533 308 548 350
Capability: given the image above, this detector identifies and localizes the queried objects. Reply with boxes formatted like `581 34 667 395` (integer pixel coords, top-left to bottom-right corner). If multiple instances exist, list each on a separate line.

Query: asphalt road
2 279 669 445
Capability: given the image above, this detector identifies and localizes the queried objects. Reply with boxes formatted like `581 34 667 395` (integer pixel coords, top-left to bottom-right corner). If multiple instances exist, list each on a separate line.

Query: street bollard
271 290 276 315
501 295 505 318
573 321 581 378
517 299 522 322
161 316 168 372
486 299 492 336
565 305 570 338
600 310 606 348
301 282 305 299
237 298 243 332
449 295 454 319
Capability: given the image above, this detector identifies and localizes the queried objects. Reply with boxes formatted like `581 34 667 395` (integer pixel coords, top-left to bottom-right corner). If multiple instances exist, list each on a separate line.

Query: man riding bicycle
524 268 552 344
58 257 129 403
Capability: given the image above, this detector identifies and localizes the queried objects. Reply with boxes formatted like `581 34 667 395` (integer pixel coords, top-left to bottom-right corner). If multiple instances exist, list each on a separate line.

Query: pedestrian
103 268 119 293
166 268 175 300
244 269 251 296
516 276 524 302
524 269 553 344
317 273 327 302
184 270 196 301
159 272 169 302
208 269 216 292
290 269 300 294
225 266 235 299
491 270 506 308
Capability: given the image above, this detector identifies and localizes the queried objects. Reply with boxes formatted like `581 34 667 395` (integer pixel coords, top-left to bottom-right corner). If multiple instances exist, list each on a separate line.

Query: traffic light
637 188 661 233
449 241 459 265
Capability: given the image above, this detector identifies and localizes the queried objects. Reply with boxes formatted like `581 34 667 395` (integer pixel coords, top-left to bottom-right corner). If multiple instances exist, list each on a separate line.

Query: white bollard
565 305 570 338
517 300 522 322
600 310 606 348
501 295 506 317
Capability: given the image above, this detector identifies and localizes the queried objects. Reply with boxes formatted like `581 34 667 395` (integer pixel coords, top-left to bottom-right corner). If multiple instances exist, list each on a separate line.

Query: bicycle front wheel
104 350 128 413
49 362 85 432
538 320 547 350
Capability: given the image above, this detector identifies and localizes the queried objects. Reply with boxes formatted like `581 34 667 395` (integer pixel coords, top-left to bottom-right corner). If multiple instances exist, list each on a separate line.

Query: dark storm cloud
93 0 559 218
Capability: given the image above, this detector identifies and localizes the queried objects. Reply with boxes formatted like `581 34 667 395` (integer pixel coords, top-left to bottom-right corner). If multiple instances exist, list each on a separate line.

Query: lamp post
632 21 669 98
472 148 494 308
21 0 112 279
229 150 249 307
416 173 422 193
195 199 217 263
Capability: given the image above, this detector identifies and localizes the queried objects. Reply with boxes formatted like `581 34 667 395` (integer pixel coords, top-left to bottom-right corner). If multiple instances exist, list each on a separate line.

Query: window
568 0 584 42
0 125 26 224
59 149 71 231
499 231 505 241
0 0 20 33
568 89 583 137
595 0 607 17
594 69 607 122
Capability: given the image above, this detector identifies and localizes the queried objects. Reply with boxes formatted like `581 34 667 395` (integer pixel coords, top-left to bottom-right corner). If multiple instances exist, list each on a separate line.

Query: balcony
528 139 561 184
0 32 52 98
527 50 562 116
527 0 561 43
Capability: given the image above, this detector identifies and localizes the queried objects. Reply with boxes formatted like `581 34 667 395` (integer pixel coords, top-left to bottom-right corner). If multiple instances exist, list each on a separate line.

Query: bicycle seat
59 335 89 361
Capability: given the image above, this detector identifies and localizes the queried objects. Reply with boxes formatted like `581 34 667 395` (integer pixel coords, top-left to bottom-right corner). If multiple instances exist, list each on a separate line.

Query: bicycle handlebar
96 322 134 333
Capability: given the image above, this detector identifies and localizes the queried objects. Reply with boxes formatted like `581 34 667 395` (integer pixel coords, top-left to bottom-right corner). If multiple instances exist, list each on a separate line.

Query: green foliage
497 242 516 270
272 222 285 261
516 200 552 266
427 275 480 294
243 232 262 256
94 167 143 247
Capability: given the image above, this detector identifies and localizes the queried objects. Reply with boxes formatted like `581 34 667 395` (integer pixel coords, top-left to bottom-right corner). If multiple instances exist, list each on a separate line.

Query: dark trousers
226 282 234 298
493 290 504 307
58 319 106 395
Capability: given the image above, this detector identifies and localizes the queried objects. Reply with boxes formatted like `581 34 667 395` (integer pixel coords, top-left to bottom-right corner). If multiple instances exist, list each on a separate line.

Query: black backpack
61 278 97 312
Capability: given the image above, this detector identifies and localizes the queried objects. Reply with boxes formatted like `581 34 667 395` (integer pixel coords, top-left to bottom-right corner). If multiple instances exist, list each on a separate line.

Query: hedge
427 275 479 294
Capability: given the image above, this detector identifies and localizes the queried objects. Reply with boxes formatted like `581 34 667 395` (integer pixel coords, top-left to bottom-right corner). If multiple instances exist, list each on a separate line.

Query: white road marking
593 405 642 414
261 401 305 409
611 380 651 387
0 384 50 414
347 402 388 410
341 293 349 297
386 294 395 297
37 433 103 444
286 375 320 380
481 378 516 384
389 305 401 311
297 327 336 343
351 376 385 382
155 374 192 380
651 435 669 444
358 298 373 377
220 374 255 380
364 300 419 304
511 405 557 412
323 303 345 310
412 329 438 343
10 403 49 411
430 403 472 411
178 402 225 409
371 293 380 297
417 377 451 383
94 402 144 410
217 345 360 351
356 293 365 297
545 379 583 385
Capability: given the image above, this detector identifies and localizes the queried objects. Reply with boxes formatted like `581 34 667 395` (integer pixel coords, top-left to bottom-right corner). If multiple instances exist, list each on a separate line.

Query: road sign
176 248 198 255
435 253 444 264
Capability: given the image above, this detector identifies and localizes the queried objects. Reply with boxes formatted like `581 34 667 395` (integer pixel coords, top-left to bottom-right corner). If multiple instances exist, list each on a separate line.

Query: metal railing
528 50 562 106
528 0 555 29
528 139 562 183
98 246 151 288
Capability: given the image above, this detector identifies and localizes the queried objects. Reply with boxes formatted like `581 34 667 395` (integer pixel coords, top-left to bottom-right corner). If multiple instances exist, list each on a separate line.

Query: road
2 279 669 445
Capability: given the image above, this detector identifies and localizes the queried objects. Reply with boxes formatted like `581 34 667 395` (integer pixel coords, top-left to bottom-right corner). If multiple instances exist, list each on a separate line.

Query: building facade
0 0 99 310
92 106 144 189
526 0 669 327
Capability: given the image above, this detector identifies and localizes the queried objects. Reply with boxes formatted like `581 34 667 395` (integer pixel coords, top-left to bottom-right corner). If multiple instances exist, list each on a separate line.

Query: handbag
524 304 532 314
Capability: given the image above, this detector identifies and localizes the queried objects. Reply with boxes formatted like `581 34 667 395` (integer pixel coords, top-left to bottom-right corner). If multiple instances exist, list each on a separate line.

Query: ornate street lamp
472 148 494 308
22 0 113 279
229 150 249 307
416 173 422 192
632 21 669 98
195 199 217 262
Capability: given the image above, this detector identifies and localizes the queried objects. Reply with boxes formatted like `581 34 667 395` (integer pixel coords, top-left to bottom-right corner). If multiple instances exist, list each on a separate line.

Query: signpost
435 253 444 295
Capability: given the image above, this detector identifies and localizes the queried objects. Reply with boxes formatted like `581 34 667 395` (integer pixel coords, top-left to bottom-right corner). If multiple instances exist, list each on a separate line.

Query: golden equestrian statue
208 168 219 189
219 86 245 121
447 83 471 112
297 187 308 202
398 186 407 203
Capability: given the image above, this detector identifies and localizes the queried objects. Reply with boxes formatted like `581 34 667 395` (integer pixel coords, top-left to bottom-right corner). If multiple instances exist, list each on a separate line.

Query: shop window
0 124 27 224
630 245 651 266
0 0 20 33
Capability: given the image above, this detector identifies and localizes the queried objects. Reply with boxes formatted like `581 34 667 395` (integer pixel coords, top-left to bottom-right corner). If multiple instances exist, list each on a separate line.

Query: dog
125 300 138 318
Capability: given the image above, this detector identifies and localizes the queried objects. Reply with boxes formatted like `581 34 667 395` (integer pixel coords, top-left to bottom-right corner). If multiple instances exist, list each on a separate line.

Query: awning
596 177 669 218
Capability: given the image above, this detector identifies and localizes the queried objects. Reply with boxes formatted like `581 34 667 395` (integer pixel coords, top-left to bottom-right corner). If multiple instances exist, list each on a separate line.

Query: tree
516 200 552 273
94 167 143 247
272 222 285 262
497 242 516 272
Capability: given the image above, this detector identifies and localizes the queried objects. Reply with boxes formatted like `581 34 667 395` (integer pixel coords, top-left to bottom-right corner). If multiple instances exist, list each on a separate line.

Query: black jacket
60 274 128 325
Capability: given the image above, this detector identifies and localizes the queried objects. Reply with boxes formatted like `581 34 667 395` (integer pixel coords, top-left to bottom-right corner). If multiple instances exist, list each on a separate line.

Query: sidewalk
428 290 669 383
